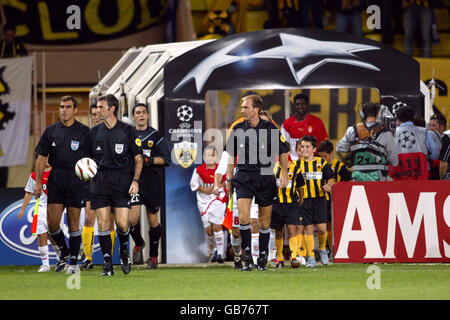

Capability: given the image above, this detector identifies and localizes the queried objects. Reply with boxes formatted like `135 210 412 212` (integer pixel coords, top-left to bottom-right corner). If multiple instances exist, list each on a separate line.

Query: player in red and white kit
17 160 63 272
281 93 328 160
190 146 228 263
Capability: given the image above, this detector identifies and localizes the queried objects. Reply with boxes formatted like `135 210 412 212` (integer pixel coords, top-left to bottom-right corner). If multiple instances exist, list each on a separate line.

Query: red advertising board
333 181 450 263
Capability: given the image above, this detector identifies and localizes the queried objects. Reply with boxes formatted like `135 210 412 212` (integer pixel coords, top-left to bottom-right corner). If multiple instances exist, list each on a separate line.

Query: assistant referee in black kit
225 93 290 271
87 94 143 276
34 95 89 274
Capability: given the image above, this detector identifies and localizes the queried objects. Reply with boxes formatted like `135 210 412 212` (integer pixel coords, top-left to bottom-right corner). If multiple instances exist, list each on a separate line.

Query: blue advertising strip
0 188 120 266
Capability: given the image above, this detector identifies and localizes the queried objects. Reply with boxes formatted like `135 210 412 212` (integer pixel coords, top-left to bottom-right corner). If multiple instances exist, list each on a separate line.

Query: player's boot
65 264 79 275
132 245 144 265
54 255 69 272
320 249 329 266
275 260 284 269
120 247 131 274
306 256 316 268
101 260 114 276
256 256 267 271
216 254 224 264
234 254 242 269
80 258 94 270
241 254 254 271
297 255 307 266
209 250 218 263
38 265 50 272
147 256 158 269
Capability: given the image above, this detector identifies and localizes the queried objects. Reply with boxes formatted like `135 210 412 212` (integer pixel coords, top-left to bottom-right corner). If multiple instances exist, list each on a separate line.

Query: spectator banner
5 0 166 45
333 181 450 263
0 56 32 166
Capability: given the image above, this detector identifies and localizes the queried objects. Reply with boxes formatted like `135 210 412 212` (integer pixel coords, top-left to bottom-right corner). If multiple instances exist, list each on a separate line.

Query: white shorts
201 198 227 228
35 206 65 235
232 193 258 228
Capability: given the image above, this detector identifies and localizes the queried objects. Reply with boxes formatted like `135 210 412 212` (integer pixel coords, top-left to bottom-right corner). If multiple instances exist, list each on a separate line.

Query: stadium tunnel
91 28 431 264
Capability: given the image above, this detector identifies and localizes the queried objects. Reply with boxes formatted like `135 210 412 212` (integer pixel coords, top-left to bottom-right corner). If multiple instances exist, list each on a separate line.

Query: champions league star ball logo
398 130 416 149
173 33 381 94
177 105 194 122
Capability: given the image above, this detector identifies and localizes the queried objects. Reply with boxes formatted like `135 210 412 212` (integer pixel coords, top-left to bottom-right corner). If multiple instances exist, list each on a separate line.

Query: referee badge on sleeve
280 134 286 143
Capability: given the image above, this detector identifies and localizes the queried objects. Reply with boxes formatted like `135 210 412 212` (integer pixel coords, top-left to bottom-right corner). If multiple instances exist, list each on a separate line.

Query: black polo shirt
225 118 290 172
136 126 171 175
88 120 142 171
35 120 89 169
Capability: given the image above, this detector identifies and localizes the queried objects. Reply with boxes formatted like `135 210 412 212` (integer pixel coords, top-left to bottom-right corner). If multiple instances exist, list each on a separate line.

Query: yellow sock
327 230 333 249
288 236 298 260
82 226 94 261
297 234 305 257
304 234 315 258
275 238 284 261
318 232 328 251
110 229 116 256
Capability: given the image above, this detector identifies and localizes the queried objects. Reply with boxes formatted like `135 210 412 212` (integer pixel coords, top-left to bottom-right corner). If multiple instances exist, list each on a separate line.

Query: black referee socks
239 223 251 256
130 223 145 247
259 228 270 260
149 224 161 258
69 231 81 265
98 230 112 260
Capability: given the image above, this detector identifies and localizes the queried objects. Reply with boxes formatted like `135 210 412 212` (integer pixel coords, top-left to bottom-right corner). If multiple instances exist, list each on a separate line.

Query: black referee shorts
299 197 328 226
90 170 133 209
270 202 301 230
233 170 276 207
47 168 87 208
130 173 162 213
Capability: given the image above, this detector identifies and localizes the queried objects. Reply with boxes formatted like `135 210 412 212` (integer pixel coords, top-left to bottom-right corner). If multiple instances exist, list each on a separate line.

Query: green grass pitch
0 263 448 300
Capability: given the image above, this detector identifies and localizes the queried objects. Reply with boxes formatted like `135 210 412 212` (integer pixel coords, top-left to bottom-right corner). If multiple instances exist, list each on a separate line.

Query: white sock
39 245 49 267
251 233 259 263
222 231 228 258
231 234 241 256
214 231 224 258
269 228 276 251
268 228 277 260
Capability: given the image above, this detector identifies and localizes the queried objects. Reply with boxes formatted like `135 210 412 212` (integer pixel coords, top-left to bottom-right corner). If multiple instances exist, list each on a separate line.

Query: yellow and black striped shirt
299 157 335 199
325 159 352 201
273 161 305 204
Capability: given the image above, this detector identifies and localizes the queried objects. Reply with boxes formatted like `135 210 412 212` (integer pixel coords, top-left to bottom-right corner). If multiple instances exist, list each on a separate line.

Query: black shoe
241 256 254 271
257 257 267 271
80 258 94 270
54 255 69 273
132 245 144 265
209 250 218 263
216 254 224 264
146 257 158 269
101 260 114 276
234 254 242 269
120 248 131 274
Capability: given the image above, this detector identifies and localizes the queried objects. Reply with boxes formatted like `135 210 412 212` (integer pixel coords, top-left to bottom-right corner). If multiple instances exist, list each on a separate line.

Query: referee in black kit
34 95 89 274
88 94 143 276
128 103 171 268
225 93 290 271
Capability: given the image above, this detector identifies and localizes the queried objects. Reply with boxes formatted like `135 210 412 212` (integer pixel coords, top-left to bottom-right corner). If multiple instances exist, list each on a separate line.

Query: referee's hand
128 180 139 195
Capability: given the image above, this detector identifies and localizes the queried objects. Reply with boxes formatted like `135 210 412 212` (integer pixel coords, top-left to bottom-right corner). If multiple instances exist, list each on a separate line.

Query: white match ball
75 157 97 181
